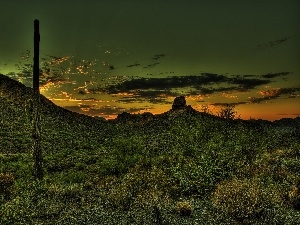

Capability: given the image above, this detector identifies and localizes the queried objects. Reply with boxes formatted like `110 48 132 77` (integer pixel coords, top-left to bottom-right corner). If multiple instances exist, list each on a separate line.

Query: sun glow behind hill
2 51 300 121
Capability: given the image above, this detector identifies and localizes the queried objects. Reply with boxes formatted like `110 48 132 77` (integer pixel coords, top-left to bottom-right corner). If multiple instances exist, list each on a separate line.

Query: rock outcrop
172 96 186 110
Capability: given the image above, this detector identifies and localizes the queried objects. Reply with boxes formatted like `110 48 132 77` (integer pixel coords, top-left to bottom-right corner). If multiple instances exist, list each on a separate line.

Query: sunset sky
0 0 299 120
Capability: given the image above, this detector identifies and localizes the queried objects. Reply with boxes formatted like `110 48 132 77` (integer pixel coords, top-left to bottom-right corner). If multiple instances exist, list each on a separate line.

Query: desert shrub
49 183 84 203
211 178 284 222
107 163 177 210
169 153 236 197
283 158 300 176
0 172 15 198
96 175 119 192
0 154 32 179
98 137 145 176
96 154 140 176
176 200 193 216
289 185 300 210
170 157 213 196
250 149 296 184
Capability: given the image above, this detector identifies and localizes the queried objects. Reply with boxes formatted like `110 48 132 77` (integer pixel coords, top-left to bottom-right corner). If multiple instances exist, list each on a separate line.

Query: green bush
211 178 284 221
169 154 233 197
48 183 84 203
107 163 178 209
60 170 87 184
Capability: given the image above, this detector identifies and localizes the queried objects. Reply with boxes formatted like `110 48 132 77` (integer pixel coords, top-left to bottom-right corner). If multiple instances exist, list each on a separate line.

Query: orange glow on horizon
48 95 299 122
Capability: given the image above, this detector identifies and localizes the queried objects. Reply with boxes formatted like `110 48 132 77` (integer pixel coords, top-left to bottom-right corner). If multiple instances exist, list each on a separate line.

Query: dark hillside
0 73 105 126
0 74 108 154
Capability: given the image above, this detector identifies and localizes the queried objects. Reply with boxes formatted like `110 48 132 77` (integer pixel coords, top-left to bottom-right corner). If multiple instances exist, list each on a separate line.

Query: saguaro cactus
32 19 43 180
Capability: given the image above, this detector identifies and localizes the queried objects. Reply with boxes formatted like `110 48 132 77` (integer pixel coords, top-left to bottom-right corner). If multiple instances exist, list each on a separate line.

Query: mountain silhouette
1 73 299 155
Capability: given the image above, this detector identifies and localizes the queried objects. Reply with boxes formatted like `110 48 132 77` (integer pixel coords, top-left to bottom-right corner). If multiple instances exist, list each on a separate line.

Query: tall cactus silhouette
32 19 43 180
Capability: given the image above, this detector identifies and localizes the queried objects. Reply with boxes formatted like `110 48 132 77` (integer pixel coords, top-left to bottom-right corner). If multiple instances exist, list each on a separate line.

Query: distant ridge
0 74 215 125
1 73 299 128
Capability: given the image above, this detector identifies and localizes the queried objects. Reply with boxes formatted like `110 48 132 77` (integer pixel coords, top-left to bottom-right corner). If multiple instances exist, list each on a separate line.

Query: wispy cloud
249 87 300 103
260 72 291 79
116 90 177 104
257 36 290 49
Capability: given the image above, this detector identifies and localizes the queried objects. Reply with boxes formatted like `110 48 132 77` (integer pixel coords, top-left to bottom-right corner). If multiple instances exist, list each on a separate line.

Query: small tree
217 104 239 120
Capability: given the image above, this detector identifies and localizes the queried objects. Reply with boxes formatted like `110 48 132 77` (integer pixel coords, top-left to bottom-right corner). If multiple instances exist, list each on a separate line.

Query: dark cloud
211 102 248 106
136 90 178 98
198 88 214 95
126 63 141 68
260 72 291 79
243 74 257 78
99 73 228 94
257 37 290 49
78 90 86 95
92 73 275 106
186 90 202 96
195 87 215 95
148 98 173 104
249 96 275 103
117 90 177 104
142 62 160 69
187 87 235 96
228 77 270 91
152 54 166 60
191 86 238 95
117 97 142 104
98 73 272 96
139 54 166 68
81 97 98 101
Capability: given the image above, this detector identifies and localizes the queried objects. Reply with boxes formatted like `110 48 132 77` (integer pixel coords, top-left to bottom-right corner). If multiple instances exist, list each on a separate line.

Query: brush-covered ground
1 74 300 224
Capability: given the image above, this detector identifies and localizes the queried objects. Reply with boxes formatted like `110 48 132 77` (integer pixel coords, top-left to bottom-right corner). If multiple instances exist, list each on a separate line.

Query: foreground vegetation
1 75 300 224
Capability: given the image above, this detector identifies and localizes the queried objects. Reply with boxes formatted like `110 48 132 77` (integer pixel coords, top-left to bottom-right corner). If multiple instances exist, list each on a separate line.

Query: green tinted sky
1 0 299 120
